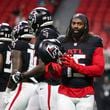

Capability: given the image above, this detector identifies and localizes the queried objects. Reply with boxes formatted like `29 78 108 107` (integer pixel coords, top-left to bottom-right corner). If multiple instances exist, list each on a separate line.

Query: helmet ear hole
45 42 48 46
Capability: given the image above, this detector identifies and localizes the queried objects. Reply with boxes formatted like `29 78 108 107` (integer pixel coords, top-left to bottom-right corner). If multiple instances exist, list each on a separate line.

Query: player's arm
7 50 22 89
7 56 45 85
21 58 45 78
0 53 3 72
61 47 105 77
11 50 23 74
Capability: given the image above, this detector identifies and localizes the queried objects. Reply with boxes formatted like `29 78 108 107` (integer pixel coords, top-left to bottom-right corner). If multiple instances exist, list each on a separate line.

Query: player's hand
10 71 23 84
45 62 62 79
61 54 76 68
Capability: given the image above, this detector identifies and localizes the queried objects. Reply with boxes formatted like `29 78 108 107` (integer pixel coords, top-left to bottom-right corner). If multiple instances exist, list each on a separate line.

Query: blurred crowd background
0 0 110 110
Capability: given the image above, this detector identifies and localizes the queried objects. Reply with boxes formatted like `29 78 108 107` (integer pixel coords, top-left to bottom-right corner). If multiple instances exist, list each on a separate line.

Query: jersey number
67 54 86 77
4 51 12 73
27 49 37 71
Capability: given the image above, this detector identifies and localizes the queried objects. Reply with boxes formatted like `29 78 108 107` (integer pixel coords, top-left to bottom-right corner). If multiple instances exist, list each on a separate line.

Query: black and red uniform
59 35 105 97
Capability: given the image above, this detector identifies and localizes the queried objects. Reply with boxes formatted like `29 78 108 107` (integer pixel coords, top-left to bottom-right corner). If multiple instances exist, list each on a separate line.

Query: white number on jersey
67 54 86 77
4 51 12 73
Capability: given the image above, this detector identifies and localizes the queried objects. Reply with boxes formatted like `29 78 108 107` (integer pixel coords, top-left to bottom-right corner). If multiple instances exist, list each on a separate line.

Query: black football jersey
0 42 12 91
13 40 36 72
0 42 12 74
61 36 103 88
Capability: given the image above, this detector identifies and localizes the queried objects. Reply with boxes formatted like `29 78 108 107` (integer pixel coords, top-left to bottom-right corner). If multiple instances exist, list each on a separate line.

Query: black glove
10 71 23 84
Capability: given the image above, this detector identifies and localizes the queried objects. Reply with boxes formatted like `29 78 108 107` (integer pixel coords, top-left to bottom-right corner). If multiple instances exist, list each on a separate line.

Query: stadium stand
76 1 110 110
76 0 110 49
0 0 61 27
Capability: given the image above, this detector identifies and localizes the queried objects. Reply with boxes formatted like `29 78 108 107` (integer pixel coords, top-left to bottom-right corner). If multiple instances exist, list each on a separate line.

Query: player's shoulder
13 40 29 50
0 42 5 52
88 33 103 47
0 42 9 52
89 32 102 41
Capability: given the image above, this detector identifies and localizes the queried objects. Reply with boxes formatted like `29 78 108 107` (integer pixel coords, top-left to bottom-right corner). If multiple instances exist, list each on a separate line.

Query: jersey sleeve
13 40 27 51
0 43 7 52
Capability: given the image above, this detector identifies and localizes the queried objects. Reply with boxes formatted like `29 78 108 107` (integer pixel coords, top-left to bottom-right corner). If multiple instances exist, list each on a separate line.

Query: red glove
45 62 62 79
61 54 77 68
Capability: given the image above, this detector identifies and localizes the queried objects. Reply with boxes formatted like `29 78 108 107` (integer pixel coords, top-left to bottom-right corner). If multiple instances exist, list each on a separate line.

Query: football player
5 20 38 110
0 23 13 110
56 13 105 110
26 38 63 110
10 7 62 110
26 7 63 110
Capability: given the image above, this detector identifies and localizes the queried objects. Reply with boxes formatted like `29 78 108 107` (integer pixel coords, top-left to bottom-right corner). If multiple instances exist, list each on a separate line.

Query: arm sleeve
73 47 105 77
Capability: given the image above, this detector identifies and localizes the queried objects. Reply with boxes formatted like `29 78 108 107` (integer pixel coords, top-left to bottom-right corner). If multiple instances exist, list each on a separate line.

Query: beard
71 28 84 41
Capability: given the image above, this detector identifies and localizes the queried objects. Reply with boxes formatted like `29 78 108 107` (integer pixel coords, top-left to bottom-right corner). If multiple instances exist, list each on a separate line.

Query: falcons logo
46 45 62 59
